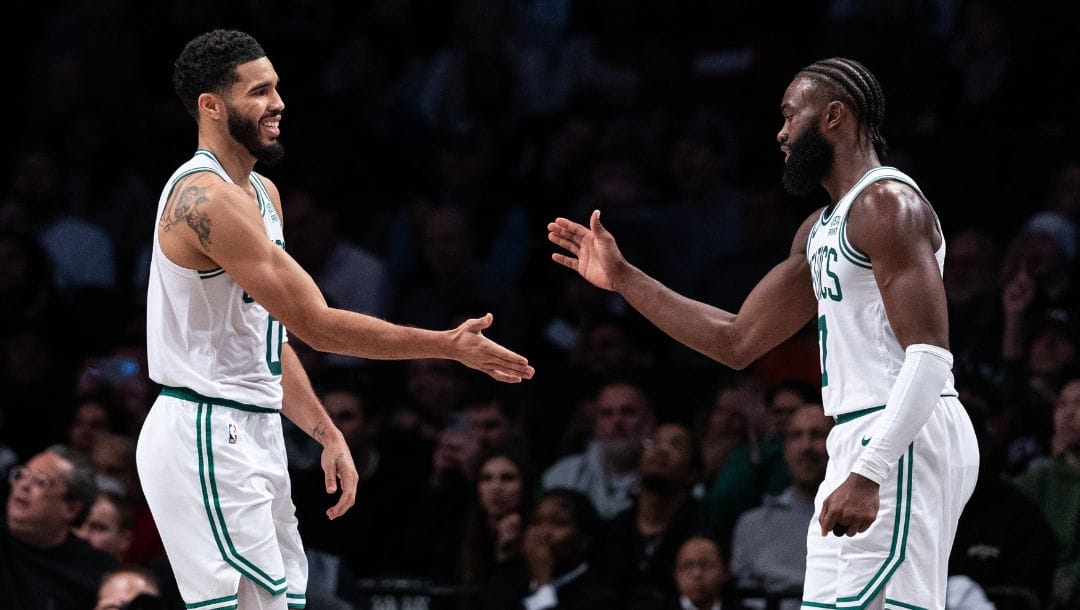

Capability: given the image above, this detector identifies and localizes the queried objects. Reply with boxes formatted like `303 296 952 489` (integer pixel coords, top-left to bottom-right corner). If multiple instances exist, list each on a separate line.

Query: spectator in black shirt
1 444 117 609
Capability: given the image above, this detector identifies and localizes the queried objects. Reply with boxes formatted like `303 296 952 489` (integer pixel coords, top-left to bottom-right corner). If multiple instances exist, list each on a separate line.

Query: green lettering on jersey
825 248 843 301
811 246 843 302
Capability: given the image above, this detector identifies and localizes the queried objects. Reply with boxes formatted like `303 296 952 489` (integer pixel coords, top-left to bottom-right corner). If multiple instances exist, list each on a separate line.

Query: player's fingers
547 221 581 240
551 253 579 271
487 353 534 377
548 232 580 255
853 515 874 535
552 217 587 236
818 503 834 537
324 461 338 494
590 209 607 236
482 342 532 368
329 476 357 520
488 369 523 383
462 313 494 333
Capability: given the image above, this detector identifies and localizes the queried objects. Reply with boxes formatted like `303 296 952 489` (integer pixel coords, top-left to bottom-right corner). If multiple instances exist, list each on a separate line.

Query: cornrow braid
797 58 888 159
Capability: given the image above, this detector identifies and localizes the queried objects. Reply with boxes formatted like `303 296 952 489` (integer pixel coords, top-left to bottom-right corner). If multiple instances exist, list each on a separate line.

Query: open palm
547 209 622 291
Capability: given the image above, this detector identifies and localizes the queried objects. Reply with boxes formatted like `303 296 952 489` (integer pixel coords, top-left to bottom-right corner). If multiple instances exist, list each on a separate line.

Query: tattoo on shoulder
161 185 213 250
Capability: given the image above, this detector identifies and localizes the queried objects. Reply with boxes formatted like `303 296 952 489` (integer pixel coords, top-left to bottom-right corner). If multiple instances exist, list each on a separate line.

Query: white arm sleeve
852 343 953 484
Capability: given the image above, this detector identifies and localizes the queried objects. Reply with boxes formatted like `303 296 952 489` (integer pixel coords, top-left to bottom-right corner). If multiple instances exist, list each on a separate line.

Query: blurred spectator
661 118 743 299
3 152 118 292
91 433 137 497
950 400 1057 609
73 491 133 564
1012 372 1080 607
730 404 832 605
630 536 733 610
1000 309 1078 473
403 0 519 130
1000 225 1075 321
67 394 122 457
765 379 820 441
283 185 392 321
395 203 527 348
477 488 618 610
94 565 163 610
944 228 1003 384
700 377 787 539
601 422 708 606
542 380 655 519
570 314 656 383
419 448 534 585
0 229 61 337
385 358 470 450
0 445 116 609
465 387 523 452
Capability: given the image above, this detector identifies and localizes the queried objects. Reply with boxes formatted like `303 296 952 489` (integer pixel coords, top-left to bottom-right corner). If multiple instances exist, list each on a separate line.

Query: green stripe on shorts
186 594 238 609
197 403 288 596
835 444 914 610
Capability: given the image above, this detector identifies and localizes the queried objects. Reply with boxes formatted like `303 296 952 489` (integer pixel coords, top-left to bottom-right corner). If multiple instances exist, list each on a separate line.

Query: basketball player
137 30 534 610
548 58 979 609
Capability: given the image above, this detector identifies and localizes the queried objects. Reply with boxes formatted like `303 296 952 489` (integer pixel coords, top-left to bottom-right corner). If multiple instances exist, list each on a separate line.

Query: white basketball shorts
136 387 308 609
802 396 979 610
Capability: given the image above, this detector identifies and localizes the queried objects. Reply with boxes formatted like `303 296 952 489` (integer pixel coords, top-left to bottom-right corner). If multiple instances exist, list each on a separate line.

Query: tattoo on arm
313 422 328 442
161 185 213 250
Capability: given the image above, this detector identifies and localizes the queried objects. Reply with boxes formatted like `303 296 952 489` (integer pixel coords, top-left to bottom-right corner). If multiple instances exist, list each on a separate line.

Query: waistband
160 386 279 414
832 393 958 425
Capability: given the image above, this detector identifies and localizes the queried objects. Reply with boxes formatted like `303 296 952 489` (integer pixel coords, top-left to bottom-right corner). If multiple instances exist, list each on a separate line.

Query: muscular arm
607 212 820 369
158 174 532 381
848 181 949 350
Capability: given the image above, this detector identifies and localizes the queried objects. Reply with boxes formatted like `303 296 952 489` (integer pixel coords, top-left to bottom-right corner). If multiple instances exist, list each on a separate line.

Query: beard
227 105 284 166
782 124 833 196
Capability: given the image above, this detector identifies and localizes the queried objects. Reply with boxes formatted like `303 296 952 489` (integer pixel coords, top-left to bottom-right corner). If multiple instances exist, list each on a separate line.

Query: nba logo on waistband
228 423 238 444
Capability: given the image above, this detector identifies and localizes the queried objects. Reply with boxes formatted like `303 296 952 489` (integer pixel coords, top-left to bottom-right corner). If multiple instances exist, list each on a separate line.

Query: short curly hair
173 29 266 121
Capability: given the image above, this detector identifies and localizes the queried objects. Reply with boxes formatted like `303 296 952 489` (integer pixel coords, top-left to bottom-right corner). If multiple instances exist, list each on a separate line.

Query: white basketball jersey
805 166 955 417
146 149 286 409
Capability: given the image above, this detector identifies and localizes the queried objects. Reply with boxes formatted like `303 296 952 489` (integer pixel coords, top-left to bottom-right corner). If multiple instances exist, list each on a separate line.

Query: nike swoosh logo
861 436 871 446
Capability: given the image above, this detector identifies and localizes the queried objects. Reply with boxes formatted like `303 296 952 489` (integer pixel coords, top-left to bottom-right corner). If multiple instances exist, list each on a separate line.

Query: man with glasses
1 445 117 609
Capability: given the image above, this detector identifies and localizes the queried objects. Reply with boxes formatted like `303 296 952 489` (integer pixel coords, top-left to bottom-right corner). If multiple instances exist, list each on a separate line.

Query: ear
198 92 226 122
823 100 845 131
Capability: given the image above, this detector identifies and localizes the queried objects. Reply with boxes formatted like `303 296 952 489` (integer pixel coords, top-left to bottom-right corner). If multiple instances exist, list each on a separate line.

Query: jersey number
817 315 829 388
266 315 283 376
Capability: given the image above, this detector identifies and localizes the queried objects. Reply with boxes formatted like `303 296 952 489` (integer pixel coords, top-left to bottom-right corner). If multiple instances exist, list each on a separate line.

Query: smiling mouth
260 116 281 138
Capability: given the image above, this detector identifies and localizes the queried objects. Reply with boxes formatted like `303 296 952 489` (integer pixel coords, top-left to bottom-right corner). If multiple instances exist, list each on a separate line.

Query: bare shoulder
160 172 259 254
848 180 939 252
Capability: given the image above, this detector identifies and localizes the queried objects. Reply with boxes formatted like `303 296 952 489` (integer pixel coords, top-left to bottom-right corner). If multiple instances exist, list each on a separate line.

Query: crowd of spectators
3 0 1080 608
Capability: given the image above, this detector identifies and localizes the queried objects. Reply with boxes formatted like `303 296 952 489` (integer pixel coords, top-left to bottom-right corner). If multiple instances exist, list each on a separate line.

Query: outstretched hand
548 209 625 291
450 314 535 383
818 473 879 537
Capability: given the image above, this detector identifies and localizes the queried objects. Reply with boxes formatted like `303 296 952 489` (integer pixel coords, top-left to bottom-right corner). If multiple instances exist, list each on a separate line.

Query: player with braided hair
549 58 979 609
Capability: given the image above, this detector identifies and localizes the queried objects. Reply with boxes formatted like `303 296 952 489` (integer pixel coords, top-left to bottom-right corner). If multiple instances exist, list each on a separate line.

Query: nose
270 90 285 114
777 124 788 145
